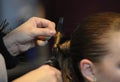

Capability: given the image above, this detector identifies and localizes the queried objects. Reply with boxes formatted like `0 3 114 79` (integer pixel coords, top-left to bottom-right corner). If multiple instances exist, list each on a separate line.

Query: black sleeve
0 32 18 69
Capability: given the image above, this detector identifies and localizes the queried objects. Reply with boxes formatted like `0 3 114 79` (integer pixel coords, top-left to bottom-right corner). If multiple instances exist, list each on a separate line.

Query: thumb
36 40 48 46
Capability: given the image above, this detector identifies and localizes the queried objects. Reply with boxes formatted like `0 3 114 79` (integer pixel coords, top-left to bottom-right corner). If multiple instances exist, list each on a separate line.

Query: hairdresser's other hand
3 17 56 56
12 65 62 82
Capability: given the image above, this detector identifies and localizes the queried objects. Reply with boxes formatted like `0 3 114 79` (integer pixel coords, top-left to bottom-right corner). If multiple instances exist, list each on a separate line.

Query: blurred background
2 0 120 81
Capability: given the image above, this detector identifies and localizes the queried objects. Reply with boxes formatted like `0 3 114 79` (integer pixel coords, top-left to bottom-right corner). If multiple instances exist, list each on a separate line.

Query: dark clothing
0 32 18 69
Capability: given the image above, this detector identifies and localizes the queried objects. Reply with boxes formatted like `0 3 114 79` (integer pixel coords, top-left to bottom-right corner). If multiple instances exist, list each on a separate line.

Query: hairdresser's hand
3 17 56 56
12 65 62 82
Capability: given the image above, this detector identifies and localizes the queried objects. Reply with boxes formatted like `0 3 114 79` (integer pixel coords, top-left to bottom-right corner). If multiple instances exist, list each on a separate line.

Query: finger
29 17 48 27
50 67 63 82
37 20 56 32
55 71 62 82
37 21 56 34
29 17 56 37
40 65 63 82
32 27 56 37
30 17 56 31
36 40 48 46
34 17 56 34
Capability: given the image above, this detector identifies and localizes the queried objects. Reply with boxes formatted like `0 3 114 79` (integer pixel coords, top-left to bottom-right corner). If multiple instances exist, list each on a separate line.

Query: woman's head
70 12 120 82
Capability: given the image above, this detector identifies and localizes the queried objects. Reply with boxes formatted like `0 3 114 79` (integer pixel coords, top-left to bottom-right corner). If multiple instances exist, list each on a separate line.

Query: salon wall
46 0 120 36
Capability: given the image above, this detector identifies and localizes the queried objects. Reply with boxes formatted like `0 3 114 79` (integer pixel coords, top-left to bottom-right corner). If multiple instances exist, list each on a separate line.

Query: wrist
3 36 20 56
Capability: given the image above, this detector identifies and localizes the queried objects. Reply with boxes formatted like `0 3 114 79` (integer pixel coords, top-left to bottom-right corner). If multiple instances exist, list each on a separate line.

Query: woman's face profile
94 32 120 82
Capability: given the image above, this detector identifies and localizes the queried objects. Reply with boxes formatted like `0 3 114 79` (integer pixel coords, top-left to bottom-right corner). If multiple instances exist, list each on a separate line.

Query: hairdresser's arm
12 65 62 82
3 17 56 56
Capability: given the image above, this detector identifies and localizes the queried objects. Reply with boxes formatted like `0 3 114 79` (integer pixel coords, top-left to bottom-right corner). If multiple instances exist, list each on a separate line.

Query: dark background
45 0 120 36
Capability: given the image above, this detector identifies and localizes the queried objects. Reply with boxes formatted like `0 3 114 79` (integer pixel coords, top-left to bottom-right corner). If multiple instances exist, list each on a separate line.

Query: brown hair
67 12 120 82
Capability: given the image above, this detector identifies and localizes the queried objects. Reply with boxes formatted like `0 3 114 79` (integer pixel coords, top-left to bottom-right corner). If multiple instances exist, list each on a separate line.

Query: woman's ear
80 59 96 82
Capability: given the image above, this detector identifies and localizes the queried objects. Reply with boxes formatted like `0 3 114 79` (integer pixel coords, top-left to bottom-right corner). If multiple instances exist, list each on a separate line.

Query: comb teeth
0 17 9 32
